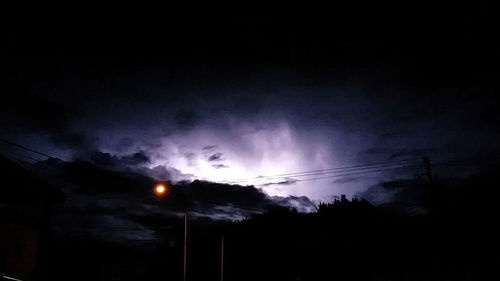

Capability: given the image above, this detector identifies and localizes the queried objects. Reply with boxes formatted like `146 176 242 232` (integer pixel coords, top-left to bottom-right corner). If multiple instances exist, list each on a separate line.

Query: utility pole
423 156 443 212
184 212 187 281
220 236 224 281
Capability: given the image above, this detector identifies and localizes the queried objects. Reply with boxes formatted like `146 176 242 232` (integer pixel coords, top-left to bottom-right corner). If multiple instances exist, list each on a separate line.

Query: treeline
188 184 499 281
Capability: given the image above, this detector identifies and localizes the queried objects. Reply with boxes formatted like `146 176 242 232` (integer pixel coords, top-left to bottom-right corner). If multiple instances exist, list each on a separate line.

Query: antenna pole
184 212 187 281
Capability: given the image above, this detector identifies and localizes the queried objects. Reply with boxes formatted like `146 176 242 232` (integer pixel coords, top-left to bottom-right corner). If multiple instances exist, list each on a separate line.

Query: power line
256 159 472 186
61 228 160 233
255 164 422 186
224 161 422 184
0 137 60 160
222 161 422 185
224 158 472 185
219 159 421 184
0 149 45 162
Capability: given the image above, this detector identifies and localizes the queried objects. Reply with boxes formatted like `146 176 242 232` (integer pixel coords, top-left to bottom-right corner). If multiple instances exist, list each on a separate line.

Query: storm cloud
2 13 499 205
28 157 316 241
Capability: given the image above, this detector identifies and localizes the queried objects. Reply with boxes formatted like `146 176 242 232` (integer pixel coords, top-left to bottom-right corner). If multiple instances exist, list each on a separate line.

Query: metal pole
220 236 224 281
184 212 187 281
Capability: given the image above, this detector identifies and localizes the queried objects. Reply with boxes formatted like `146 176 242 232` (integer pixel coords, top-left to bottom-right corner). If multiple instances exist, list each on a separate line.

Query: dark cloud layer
87 151 150 168
27 158 316 241
357 179 428 206
208 152 223 162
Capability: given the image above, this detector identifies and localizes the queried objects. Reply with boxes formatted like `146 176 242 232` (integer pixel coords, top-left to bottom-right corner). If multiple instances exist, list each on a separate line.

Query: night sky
2 7 500 229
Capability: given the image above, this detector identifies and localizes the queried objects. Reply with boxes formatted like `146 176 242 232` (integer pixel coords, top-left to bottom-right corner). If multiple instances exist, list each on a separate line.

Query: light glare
154 184 167 197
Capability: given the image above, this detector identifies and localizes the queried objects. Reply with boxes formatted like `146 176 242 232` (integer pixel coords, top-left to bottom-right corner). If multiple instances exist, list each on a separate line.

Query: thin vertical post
184 212 187 281
220 236 224 281
423 156 443 212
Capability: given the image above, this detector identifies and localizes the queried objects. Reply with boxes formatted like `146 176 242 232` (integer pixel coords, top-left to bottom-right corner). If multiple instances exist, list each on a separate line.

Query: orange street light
154 183 168 197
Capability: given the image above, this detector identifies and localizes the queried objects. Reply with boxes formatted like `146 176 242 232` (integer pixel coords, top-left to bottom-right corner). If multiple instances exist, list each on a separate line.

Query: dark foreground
31 172 499 281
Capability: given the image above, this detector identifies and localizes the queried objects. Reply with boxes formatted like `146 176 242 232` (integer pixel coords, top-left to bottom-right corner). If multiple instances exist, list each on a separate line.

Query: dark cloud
208 152 223 162
202 148 229 169
89 151 118 166
86 150 150 168
170 180 316 215
171 180 273 212
357 179 428 206
120 151 150 166
30 159 316 226
260 179 298 186
271 195 317 212
202 145 218 151
332 177 359 184
146 165 191 182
